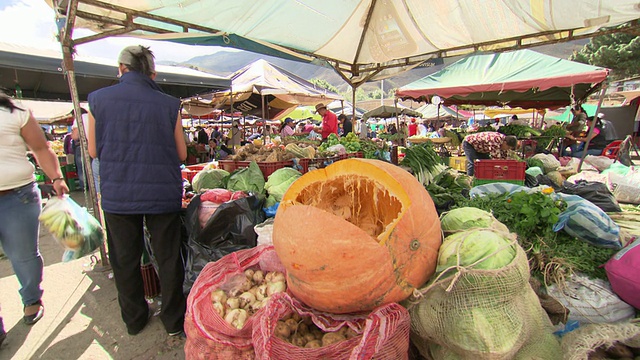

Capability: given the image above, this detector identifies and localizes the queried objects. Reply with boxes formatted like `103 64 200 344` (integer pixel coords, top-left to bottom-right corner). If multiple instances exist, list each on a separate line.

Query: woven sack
409 242 561 359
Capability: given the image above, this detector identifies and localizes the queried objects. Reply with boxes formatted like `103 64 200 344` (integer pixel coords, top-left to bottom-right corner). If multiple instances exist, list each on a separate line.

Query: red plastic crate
186 164 206 172
218 160 237 173
224 160 294 180
181 169 197 183
299 156 339 174
474 160 526 181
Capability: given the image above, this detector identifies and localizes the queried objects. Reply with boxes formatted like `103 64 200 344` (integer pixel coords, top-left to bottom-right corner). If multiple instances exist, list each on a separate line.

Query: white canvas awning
47 0 640 87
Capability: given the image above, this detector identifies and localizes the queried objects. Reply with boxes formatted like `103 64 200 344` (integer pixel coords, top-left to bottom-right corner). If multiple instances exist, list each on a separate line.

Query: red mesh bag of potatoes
252 292 410 360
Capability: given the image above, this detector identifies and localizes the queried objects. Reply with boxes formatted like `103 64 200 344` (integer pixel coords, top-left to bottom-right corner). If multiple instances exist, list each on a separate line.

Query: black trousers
104 212 185 334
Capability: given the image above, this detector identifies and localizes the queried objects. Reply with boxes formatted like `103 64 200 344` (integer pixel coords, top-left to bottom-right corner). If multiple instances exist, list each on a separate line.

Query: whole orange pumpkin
272 158 442 313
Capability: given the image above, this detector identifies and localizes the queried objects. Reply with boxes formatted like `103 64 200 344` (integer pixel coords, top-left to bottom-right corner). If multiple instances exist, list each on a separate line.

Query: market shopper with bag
87 45 187 338
0 92 69 344
462 131 517 176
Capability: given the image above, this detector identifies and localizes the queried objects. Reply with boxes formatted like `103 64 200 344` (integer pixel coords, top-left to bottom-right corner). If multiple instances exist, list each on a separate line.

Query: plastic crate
348 151 364 159
181 169 197 183
473 178 525 187
474 160 526 181
449 156 468 172
66 171 78 179
299 156 339 174
257 161 293 180
186 164 206 172
226 160 294 180
218 160 237 173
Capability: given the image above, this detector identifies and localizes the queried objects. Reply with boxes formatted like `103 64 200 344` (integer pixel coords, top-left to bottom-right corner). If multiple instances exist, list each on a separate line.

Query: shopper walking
87 45 187 337
0 92 69 341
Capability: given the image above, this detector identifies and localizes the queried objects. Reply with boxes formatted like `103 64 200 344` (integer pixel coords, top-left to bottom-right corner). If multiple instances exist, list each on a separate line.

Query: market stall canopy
396 49 609 108
483 108 546 119
187 59 342 119
48 0 640 87
0 42 230 101
362 104 422 120
274 106 322 121
16 99 88 124
414 103 464 120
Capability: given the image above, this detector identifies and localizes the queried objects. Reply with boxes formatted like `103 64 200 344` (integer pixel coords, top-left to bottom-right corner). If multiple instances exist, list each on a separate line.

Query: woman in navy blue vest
87 45 187 337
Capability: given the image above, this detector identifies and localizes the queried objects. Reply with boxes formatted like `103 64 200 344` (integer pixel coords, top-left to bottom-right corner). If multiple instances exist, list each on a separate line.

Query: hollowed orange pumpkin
272 158 442 313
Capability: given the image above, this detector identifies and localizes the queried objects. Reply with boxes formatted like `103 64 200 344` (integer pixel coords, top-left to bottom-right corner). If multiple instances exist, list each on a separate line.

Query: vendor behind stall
462 131 517 176
567 116 608 158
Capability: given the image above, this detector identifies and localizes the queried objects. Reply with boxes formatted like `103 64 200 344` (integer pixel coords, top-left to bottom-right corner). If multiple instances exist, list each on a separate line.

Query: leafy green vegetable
457 190 614 282
440 207 509 235
226 161 265 194
437 229 516 274
527 158 545 170
192 169 230 193
400 142 446 185
498 124 541 138
264 167 301 202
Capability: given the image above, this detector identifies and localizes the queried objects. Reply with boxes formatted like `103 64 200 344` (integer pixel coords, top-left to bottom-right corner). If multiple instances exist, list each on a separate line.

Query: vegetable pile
273 314 359 348
459 190 617 283
210 269 287 330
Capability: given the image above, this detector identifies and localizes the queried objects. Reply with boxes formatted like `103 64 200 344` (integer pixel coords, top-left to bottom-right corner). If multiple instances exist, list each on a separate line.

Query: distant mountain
178 39 590 94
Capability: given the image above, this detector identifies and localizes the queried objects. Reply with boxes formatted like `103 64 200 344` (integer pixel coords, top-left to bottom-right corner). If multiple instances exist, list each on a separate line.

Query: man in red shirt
462 131 517 176
316 103 338 140
408 118 418 136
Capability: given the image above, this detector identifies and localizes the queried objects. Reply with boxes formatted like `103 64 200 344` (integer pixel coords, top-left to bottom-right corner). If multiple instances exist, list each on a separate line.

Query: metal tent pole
578 84 608 172
55 0 109 269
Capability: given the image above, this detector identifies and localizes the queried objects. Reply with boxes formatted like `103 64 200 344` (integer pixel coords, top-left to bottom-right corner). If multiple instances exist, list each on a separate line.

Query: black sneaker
23 301 44 326
168 330 185 339
0 330 6 347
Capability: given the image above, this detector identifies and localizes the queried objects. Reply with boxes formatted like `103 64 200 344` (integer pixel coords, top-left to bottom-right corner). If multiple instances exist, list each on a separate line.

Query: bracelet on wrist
52 177 65 183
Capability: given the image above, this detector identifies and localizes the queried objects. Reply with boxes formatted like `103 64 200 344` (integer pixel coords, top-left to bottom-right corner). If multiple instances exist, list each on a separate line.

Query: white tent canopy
16 99 89 124
48 0 640 87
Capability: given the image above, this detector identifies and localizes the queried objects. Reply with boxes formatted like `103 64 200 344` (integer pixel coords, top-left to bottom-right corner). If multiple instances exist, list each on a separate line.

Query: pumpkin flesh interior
289 174 402 240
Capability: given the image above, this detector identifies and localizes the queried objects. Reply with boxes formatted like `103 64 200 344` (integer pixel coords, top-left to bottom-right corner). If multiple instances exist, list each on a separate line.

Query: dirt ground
0 191 185 360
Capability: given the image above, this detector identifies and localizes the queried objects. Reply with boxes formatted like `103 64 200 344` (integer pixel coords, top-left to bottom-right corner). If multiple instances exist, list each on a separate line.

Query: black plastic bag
525 173 539 188
560 180 621 213
536 174 562 190
182 193 265 293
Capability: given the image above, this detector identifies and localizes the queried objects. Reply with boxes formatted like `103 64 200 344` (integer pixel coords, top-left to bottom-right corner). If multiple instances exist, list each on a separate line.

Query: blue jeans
0 182 44 306
462 140 490 176
572 148 604 158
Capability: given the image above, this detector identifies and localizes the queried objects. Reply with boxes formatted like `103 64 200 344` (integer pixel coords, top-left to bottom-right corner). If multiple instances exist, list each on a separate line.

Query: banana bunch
39 207 85 250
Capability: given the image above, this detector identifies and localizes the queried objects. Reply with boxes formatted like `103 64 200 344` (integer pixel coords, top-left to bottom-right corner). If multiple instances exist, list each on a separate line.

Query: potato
305 340 322 348
310 328 324 341
303 332 316 343
302 316 314 326
291 313 302 323
322 332 346 347
291 334 307 347
297 323 309 335
345 327 359 339
275 321 291 340
285 318 299 334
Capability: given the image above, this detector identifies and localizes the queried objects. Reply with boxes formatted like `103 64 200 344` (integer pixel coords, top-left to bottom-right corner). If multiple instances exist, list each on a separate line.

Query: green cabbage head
192 169 230 192
264 167 302 202
440 207 509 235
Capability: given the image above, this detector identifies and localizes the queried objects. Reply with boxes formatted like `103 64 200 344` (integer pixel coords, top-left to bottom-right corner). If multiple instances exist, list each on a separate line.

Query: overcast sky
0 0 229 63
